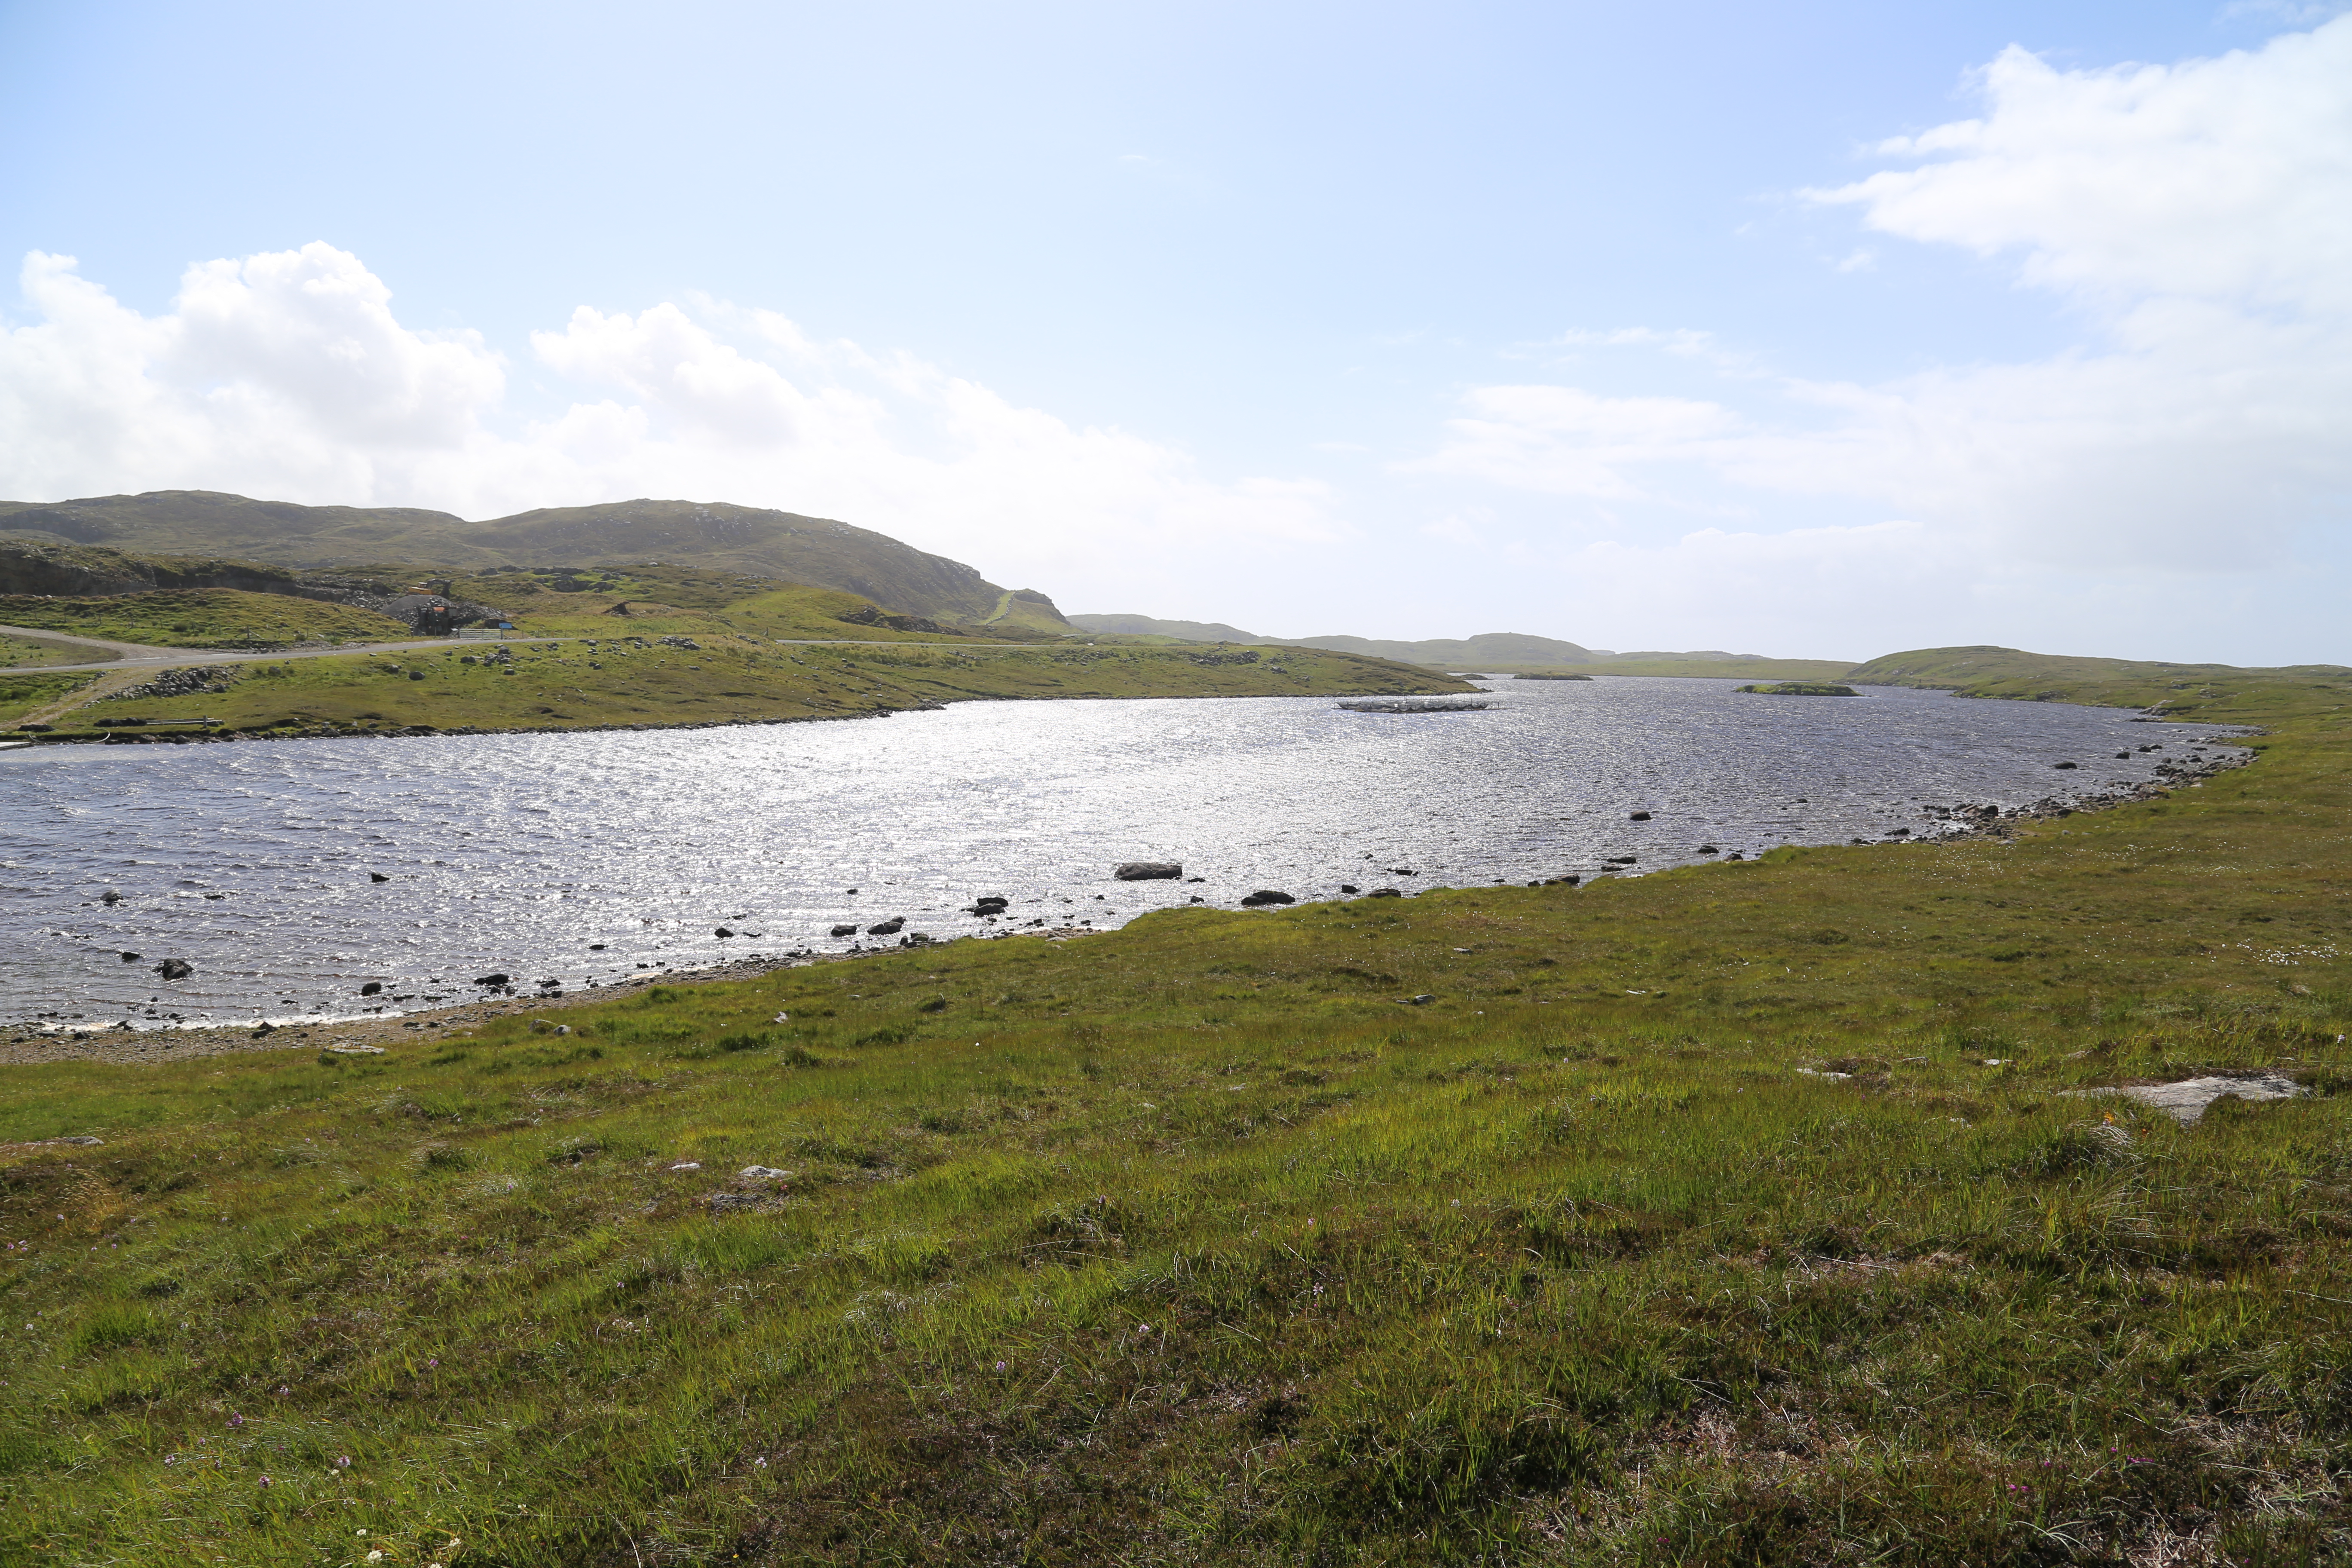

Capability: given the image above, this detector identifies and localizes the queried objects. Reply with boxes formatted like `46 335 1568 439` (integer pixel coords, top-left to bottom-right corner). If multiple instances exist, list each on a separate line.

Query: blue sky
3 1 2346 662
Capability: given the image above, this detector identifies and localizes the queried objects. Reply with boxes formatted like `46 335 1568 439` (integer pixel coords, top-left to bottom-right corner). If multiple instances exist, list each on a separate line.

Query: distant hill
0 490 1069 630
1068 612 1267 643
1286 631 1603 666
1850 645 2352 689
1066 616 1602 663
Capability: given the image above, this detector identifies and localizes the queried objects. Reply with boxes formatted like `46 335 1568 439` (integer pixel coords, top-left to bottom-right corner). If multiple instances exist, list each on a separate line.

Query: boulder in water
1240 889 1296 907
1115 862 1183 880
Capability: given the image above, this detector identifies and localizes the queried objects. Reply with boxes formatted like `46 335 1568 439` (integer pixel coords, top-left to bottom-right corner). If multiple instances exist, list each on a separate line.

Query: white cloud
1420 17 2352 587
0 245 1341 600
1810 25 2352 314
1412 385 1744 502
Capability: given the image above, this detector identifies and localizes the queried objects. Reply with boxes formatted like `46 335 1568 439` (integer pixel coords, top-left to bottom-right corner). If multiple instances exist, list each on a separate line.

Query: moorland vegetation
3 654 2349 1564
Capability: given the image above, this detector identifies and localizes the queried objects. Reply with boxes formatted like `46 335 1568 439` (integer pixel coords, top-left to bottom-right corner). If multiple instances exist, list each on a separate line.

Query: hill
1068 612 1268 643
1288 630 1603 665
1068 616 1853 677
1850 645 2352 709
0 491 1069 629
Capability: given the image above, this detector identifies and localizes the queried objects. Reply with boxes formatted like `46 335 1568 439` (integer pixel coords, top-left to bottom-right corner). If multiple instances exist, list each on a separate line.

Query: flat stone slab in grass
2074 1073 2307 1125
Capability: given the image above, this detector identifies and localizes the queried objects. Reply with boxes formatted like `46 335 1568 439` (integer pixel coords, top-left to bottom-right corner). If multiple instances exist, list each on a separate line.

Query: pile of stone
98 666 238 702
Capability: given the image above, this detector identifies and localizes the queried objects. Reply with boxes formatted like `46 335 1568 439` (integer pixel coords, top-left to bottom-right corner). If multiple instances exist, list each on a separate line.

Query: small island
1737 681 1861 696
1515 671 1594 680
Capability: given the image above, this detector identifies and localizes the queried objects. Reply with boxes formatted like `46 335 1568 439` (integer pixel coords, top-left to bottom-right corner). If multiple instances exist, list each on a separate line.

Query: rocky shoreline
0 715 2259 1068
1911 729 2255 841
0 931 1123 1068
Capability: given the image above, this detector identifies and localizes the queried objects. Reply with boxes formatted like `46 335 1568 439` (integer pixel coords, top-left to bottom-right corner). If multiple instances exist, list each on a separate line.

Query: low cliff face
0 539 315 599
0 543 506 629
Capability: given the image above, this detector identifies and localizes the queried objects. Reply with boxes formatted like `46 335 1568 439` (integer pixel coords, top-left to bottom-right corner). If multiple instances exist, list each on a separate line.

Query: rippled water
0 679 2242 1028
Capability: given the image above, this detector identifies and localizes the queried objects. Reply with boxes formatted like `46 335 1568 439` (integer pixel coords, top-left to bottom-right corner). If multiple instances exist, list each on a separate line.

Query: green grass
21 638 1469 738
1854 644 2352 708
0 671 102 724
0 589 412 649
0 632 90 668
4 662 2351 1563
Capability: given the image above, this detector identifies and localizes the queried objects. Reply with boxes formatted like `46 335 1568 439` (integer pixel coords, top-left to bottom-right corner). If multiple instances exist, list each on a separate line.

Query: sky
1 1 2346 664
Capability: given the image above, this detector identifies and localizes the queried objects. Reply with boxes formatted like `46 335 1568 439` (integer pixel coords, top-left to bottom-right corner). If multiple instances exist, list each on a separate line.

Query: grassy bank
5 638 1468 740
2 661 2349 1565
0 589 413 649
0 632 92 668
0 671 102 725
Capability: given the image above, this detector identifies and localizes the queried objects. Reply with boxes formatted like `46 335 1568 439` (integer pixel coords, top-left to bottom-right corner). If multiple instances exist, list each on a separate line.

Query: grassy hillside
2 659 2349 1562
0 631 91 668
1852 644 2352 707
1067 622 1860 681
0 491 1070 629
0 670 101 723
0 589 413 649
1548 658 1859 681
1069 612 1265 642
6 640 1470 738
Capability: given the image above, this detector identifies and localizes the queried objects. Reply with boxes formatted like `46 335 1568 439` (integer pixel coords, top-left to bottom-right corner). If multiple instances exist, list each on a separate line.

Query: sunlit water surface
0 679 2243 1027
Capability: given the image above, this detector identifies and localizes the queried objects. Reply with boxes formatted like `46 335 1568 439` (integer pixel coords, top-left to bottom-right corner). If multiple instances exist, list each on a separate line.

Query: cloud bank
1413 16 2352 650
1 18 2346 662
0 242 1341 597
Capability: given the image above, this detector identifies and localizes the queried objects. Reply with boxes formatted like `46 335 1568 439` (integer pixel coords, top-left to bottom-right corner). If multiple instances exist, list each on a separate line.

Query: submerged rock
153 958 193 980
1337 698 1489 713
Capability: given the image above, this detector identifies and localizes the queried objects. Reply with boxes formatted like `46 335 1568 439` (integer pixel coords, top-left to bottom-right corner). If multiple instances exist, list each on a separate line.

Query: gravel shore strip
0 934 1113 1069
0 954 805 1068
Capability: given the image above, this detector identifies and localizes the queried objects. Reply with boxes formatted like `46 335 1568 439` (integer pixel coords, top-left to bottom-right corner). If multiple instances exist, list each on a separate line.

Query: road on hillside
0 622 1085 675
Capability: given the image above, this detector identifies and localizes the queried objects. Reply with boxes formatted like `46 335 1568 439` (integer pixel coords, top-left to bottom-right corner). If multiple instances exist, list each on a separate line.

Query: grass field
0 589 413 649
3 637 1468 739
0 671 103 725
0 632 91 668
2 658 2349 1564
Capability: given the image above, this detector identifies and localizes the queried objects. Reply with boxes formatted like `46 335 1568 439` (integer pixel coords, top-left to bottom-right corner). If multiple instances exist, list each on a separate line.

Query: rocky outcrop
98 666 239 701
836 604 957 635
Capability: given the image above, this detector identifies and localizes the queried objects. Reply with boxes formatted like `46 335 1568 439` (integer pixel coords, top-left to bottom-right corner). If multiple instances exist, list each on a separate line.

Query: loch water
0 678 2247 1028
